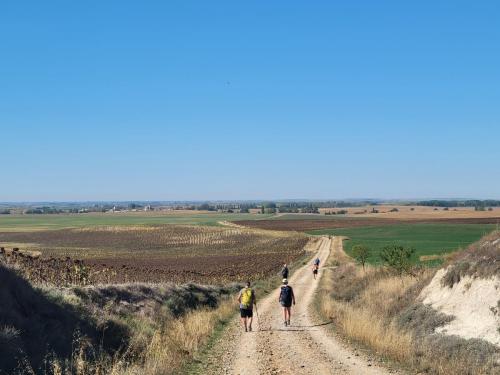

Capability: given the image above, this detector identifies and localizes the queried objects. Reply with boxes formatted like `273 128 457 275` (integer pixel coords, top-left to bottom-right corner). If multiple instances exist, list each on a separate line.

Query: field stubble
0 224 308 285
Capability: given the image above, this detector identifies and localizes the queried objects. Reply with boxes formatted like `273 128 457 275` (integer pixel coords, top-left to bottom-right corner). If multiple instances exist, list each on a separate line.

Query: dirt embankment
419 231 500 346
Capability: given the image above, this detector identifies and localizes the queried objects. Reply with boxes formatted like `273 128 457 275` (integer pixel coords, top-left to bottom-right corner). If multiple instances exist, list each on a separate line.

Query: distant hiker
237 281 256 332
279 278 295 327
312 257 320 280
281 263 289 279
312 263 319 280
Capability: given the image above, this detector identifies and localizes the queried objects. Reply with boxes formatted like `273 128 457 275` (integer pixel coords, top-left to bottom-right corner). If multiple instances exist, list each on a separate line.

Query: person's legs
248 315 253 331
240 310 248 332
286 307 291 324
283 307 288 325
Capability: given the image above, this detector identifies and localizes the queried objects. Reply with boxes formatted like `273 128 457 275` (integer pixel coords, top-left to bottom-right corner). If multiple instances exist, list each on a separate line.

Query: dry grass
316 236 500 375
441 230 500 287
99 300 234 375
16 297 236 375
1 258 239 375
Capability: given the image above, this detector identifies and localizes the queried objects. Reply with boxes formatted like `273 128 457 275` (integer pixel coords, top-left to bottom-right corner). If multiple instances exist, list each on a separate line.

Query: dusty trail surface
201 237 397 375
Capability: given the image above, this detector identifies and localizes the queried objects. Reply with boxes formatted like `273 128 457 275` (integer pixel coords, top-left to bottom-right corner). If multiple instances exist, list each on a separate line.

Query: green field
0 213 274 231
308 223 495 265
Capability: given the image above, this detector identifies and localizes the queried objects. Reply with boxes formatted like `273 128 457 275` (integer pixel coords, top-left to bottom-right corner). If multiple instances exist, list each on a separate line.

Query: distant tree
380 245 415 278
0 209 11 215
389 208 399 212
198 203 210 211
410 207 415 211
352 244 371 271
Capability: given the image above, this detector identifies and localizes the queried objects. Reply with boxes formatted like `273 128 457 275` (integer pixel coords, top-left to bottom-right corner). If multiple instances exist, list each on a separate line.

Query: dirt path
201 236 398 375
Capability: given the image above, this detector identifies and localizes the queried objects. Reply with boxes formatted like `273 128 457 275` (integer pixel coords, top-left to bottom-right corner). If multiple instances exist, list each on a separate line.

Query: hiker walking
281 263 289 279
279 278 295 327
237 281 256 332
312 257 320 280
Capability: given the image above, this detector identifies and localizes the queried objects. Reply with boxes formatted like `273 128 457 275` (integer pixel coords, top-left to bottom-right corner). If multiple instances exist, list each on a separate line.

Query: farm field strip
307 223 495 265
0 224 309 284
0 212 275 232
235 216 500 231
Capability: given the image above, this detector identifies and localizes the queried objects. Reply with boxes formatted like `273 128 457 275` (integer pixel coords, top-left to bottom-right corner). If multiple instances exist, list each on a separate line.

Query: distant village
0 199 499 216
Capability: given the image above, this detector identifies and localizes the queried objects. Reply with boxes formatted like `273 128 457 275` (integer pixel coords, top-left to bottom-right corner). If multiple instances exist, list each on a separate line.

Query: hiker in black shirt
279 278 295 327
281 263 289 279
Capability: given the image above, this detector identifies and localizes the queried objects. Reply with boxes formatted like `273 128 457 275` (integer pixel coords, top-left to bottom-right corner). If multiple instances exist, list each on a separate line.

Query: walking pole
254 303 260 331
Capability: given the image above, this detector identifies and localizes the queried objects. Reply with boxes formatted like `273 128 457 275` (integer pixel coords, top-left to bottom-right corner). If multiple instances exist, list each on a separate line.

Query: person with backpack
312 257 320 280
279 278 295 326
237 281 256 332
281 263 289 279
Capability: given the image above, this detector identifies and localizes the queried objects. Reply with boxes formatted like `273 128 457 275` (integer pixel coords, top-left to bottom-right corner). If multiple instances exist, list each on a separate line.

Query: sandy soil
421 268 500 346
201 237 399 374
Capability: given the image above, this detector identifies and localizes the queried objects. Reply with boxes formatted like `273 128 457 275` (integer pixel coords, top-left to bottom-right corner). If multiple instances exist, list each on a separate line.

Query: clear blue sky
1 1 499 201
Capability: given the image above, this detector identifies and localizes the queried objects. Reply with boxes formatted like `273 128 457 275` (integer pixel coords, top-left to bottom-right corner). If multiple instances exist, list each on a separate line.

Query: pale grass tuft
106 300 234 375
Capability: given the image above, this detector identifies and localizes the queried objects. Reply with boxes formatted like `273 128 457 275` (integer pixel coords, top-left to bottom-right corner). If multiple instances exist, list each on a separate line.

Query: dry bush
441 230 500 288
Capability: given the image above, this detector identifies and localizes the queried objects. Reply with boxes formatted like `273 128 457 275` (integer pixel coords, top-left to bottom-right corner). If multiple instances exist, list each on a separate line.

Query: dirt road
202 236 397 375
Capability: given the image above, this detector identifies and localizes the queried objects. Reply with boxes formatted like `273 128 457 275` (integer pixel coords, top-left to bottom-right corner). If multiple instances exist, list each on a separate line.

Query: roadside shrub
397 303 453 337
380 245 415 278
351 244 371 271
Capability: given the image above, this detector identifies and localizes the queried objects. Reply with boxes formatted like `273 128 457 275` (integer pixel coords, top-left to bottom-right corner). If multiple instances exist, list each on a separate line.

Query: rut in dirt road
212 236 399 375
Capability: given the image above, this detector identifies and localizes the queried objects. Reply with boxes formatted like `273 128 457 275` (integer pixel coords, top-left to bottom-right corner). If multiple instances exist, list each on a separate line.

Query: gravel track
201 236 401 375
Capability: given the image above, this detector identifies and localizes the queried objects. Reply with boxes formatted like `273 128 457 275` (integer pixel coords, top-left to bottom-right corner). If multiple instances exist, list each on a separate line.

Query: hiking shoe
287 320 290 326
248 326 252 332
245 327 248 332
284 321 288 327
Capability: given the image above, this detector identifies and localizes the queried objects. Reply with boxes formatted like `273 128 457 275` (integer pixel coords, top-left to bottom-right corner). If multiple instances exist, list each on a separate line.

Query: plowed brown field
233 217 500 231
0 225 308 285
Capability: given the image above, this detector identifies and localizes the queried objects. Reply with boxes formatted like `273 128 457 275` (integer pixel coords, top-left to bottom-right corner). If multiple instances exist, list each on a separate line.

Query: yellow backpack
241 288 253 308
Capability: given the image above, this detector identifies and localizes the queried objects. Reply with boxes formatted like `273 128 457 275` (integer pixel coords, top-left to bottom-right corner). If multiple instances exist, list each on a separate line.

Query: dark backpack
280 285 292 305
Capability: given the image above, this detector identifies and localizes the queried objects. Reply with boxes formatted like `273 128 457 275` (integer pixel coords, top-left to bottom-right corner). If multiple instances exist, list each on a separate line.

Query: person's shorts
240 308 253 318
313 269 318 274
280 301 292 308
